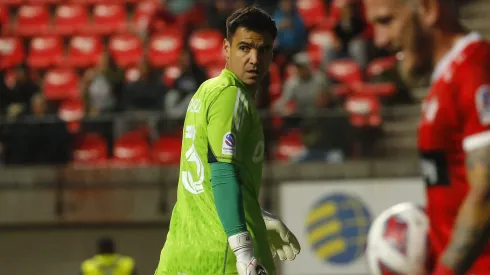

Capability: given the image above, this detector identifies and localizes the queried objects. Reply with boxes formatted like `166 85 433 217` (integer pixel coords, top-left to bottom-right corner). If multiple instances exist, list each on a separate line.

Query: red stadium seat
152 135 182 165
13 5 50 36
307 29 336 66
58 99 85 133
27 36 63 69
361 83 397 97
0 0 22 5
297 0 328 28
0 5 10 34
109 33 143 68
132 1 158 31
125 66 141 82
162 65 182 87
27 0 60 4
275 129 306 162
73 133 108 165
112 132 151 166
53 4 89 36
43 68 80 100
344 94 382 127
148 31 184 68
326 59 363 86
90 4 127 35
64 35 103 68
0 37 24 69
189 29 224 67
366 56 398 79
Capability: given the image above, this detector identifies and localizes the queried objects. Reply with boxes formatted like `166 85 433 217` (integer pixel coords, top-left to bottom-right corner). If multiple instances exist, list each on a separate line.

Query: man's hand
229 232 269 275
261 209 301 261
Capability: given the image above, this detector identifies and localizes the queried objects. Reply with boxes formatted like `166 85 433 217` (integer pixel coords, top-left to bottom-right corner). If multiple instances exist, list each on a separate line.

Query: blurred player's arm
436 143 490 274
436 80 490 274
260 208 301 261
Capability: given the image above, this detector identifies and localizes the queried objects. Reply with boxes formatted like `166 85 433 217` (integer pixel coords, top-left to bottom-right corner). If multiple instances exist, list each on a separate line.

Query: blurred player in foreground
366 0 490 274
81 237 137 275
155 6 300 275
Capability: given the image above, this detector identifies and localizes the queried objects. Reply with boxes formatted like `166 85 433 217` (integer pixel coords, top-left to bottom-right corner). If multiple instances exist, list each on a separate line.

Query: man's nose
248 49 259 65
374 27 392 49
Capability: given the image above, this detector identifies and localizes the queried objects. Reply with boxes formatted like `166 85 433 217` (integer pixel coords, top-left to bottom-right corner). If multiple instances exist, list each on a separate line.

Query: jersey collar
221 69 256 96
431 32 482 83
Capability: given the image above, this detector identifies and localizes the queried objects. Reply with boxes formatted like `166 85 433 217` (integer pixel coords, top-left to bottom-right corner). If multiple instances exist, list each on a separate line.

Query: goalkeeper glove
262 209 301 261
229 231 268 275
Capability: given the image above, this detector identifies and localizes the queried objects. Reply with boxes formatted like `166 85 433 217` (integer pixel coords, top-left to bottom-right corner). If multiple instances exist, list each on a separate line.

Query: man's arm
437 144 490 274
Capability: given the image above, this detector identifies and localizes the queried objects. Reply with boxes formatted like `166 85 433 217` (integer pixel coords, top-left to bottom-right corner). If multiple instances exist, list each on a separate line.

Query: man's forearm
439 146 490 274
440 197 490 273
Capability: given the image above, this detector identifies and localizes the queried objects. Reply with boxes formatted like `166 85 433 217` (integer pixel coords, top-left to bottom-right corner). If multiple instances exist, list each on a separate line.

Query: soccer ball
366 202 429 275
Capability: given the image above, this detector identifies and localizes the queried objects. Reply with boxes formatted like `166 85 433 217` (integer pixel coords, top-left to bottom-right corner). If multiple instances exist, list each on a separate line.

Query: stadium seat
109 33 143 68
152 135 182 165
366 56 398 79
0 37 24 69
307 28 336 66
344 94 382 127
269 63 282 102
43 68 80 100
0 0 22 5
73 133 108 165
275 129 306 162
362 83 397 97
27 36 63 69
112 132 151 166
13 5 50 36
63 35 103 68
0 5 10 34
162 65 182 87
325 59 363 86
132 1 158 31
189 29 224 67
90 4 127 35
27 0 61 4
148 30 184 68
53 4 89 36
58 99 85 133
297 0 328 28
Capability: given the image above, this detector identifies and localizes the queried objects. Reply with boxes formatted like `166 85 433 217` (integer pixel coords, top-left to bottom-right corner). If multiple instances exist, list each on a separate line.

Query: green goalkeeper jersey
156 69 274 275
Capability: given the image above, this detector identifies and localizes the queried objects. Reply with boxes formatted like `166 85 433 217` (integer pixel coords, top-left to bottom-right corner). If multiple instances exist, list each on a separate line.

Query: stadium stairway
379 0 490 158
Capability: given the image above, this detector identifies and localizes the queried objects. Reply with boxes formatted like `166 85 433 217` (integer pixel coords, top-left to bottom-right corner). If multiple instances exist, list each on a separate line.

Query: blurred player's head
365 0 462 86
97 237 115 254
224 6 277 88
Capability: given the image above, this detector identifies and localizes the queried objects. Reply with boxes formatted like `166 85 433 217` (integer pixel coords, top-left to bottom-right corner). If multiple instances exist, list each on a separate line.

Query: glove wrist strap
228 231 254 263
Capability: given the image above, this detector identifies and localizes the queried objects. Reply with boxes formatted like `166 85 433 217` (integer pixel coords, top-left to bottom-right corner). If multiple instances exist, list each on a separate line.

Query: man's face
224 27 274 87
366 0 434 85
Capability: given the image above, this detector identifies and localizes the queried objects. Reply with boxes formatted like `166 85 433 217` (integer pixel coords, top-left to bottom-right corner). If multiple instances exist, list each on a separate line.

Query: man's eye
239 46 250 51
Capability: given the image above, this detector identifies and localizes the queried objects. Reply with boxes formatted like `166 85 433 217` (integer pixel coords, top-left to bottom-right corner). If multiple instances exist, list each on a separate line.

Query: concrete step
411 87 428 102
383 119 419 136
460 0 490 18
380 134 418 154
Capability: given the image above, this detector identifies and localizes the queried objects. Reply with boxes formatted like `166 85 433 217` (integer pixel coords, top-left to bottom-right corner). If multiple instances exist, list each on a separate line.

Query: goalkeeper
155 6 301 275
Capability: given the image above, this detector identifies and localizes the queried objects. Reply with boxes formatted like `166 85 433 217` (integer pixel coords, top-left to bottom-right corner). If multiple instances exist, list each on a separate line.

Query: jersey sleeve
461 62 490 152
207 86 250 164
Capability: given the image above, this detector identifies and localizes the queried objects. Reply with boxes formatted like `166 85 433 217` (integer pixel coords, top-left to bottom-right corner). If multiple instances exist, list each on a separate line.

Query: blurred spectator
121 60 166 111
164 49 207 118
0 93 71 165
82 54 119 116
273 0 307 67
81 237 137 275
323 0 368 69
272 53 334 118
0 65 39 117
205 0 233 36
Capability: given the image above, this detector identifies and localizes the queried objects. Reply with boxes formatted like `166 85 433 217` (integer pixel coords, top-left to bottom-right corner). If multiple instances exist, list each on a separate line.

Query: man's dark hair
226 6 277 42
97 237 115 254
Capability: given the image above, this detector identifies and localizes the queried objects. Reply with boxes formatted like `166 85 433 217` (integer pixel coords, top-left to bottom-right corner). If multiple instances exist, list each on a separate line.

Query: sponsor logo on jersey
222 132 236 156
476 84 490 125
421 97 438 123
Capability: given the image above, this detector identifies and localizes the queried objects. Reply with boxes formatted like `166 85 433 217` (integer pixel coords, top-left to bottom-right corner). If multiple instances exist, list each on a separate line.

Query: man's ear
223 38 231 61
419 0 440 26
